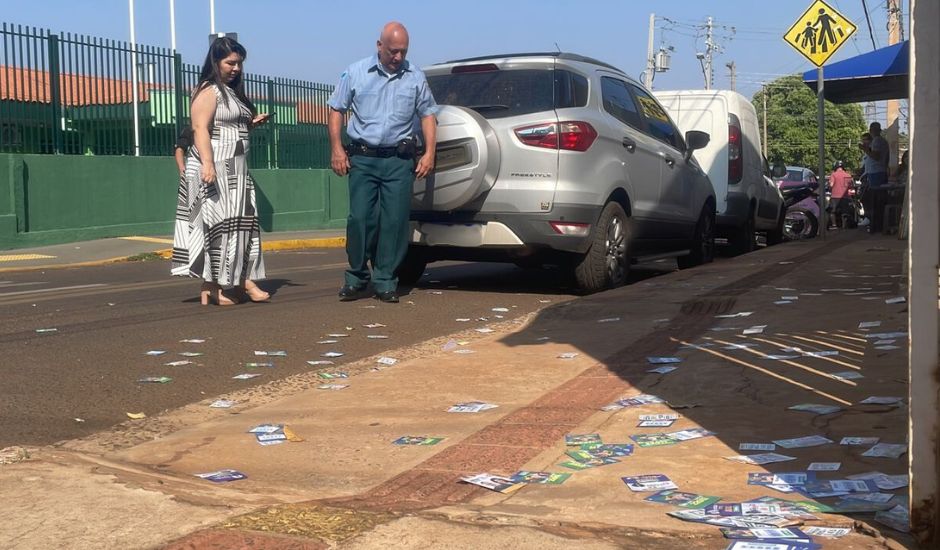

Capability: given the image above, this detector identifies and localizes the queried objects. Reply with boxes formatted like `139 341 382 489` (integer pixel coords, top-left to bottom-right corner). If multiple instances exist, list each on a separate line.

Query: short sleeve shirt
328 54 439 147
864 135 889 175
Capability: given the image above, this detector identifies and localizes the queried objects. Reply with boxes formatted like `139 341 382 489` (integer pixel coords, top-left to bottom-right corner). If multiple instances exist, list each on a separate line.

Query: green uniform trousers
344 154 414 293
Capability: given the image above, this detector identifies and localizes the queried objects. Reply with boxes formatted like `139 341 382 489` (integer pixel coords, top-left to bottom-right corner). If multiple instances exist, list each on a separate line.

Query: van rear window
427 69 588 119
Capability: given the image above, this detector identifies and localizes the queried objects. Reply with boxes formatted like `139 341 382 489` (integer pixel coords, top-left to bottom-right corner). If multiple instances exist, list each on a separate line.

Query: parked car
777 166 818 189
653 90 786 253
401 52 717 292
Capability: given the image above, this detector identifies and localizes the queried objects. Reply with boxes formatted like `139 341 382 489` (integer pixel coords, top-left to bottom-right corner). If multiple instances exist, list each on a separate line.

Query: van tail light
549 221 591 236
515 121 597 152
728 114 743 184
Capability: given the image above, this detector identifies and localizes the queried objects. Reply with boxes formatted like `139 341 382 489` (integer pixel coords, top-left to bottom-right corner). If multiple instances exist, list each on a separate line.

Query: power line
861 0 879 49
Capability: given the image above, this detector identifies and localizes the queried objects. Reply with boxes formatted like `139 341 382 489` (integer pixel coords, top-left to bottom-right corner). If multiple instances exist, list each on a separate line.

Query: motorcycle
780 184 821 240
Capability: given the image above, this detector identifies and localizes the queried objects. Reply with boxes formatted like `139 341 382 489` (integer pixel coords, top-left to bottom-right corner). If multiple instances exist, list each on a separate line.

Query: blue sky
4 0 903 109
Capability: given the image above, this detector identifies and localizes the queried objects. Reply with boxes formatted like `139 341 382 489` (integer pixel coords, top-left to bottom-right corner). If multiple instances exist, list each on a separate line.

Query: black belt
347 140 415 159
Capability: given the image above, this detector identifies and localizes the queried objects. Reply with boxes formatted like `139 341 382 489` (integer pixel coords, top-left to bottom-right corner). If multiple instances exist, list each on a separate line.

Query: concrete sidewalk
0 229 346 272
0 231 915 550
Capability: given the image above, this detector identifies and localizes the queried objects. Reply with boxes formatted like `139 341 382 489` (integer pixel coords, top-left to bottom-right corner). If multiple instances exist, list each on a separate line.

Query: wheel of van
574 202 630 293
678 205 716 269
728 211 757 256
396 246 428 287
766 208 786 246
783 208 819 240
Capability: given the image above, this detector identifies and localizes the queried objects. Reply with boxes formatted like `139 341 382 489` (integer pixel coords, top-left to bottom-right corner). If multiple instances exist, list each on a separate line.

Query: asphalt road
0 249 680 448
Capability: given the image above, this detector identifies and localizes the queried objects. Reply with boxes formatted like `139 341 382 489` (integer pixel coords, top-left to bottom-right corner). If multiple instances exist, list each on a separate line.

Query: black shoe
375 290 399 303
338 285 370 301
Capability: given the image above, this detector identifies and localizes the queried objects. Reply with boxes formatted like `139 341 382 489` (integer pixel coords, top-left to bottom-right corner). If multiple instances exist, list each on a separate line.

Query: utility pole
726 61 736 92
169 0 176 51
704 16 715 89
128 0 140 157
644 13 656 89
762 84 768 158
886 0 902 177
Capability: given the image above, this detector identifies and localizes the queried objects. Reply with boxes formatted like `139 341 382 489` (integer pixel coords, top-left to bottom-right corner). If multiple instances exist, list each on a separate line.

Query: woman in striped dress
171 37 271 305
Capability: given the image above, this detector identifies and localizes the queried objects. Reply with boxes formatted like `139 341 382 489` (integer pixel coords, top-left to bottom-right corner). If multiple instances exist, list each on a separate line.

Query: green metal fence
0 22 334 168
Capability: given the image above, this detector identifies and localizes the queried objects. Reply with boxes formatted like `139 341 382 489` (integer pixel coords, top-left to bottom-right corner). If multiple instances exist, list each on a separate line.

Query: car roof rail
436 52 625 74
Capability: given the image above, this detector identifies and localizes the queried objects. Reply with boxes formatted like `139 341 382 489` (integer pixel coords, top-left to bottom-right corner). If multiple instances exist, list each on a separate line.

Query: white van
653 90 785 253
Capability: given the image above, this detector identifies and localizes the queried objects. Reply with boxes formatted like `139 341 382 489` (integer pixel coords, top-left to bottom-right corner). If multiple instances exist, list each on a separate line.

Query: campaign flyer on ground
629 433 678 448
392 436 444 446
621 474 678 492
565 433 602 446
509 471 571 485
460 473 525 494
644 490 720 509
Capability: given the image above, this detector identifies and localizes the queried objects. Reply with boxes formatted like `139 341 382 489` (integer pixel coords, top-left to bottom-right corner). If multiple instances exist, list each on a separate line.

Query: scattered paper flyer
802 350 838 358
317 384 348 390
559 457 620 470
762 354 800 360
668 428 715 441
742 325 767 335
885 296 906 304
841 436 879 446
772 435 833 449
647 356 682 364
739 443 776 451
179 338 205 343
321 352 344 358
137 376 172 384
802 527 850 538
622 474 678 492
232 373 261 380
327 333 350 338
715 312 753 319
724 453 797 465
847 472 908 490
145 350 166 356
179 352 203 357
808 462 841 471
858 321 882 329
448 401 498 413
126 412 146 419
475 328 495 334
788 403 843 415
646 489 720 509
254 350 286 357
460 473 524 494
557 352 579 359
164 360 193 367
35 328 58 333
509 471 571 484
573 443 634 459
831 371 864 381
774 301 793 305
366 335 389 339
859 396 904 406
195 469 246 483
306 360 334 366
376 356 398 366
209 399 236 408
723 343 758 350
875 345 900 350
638 419 676 428
393 436 443 446
565 433 602 446
862 443 907 459
492 307 510 313
720 527 809 540
647 366 678 374
317 339 338 344
245 362 274 368
363 323 386 328
639 413 680 421
630 433 678 448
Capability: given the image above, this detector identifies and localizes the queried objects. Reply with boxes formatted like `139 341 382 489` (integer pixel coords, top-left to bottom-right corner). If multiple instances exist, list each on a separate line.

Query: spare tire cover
412 105 500 211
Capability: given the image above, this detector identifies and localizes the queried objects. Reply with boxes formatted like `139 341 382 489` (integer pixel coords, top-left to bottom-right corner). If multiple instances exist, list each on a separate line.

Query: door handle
661 153 675 167
621 137 636 153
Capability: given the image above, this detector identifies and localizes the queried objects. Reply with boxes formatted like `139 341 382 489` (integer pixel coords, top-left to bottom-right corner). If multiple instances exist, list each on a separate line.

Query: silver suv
401 52 717 292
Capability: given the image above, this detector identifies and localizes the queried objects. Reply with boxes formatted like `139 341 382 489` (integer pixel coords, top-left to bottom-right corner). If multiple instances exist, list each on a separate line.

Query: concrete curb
0 237 347 273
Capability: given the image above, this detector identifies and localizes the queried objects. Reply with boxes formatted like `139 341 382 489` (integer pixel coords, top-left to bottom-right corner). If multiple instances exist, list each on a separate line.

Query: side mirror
771 164 787 179
684 130 709 161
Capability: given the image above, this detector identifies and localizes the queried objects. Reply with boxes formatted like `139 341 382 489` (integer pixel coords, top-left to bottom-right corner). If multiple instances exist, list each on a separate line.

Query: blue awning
803 41 909 103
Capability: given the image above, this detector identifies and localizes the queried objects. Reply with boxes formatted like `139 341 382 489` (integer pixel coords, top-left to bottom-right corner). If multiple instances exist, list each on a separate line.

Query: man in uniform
328 21 438 303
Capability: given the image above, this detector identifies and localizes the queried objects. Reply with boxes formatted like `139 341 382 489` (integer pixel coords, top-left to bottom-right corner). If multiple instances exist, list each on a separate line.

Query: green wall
0 153 347 250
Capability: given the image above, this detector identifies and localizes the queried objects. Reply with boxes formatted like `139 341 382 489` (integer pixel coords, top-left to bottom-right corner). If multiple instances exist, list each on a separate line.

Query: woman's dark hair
196 37 255 115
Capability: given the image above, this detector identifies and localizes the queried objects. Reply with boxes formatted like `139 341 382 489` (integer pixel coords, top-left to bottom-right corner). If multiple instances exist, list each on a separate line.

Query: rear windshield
785 169 804 181
427 68 588 119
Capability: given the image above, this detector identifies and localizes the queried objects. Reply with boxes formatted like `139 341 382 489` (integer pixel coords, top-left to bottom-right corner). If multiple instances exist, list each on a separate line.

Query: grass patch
124 252 167 262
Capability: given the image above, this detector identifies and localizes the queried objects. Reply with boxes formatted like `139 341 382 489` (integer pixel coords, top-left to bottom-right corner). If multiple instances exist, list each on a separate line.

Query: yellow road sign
784 0 857 66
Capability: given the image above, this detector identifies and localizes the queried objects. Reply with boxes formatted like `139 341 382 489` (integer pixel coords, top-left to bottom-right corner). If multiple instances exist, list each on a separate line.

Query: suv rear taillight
728 114 743 184
514 121 597 152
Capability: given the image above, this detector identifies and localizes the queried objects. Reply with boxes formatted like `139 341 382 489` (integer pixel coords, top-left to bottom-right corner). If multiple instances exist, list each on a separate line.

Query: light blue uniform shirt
328 54 439 148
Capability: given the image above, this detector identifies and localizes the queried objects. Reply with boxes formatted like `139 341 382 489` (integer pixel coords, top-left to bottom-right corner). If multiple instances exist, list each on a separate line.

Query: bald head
377 21 409 73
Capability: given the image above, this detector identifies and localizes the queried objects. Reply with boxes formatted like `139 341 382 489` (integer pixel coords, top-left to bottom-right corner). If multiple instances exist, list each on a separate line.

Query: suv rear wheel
728 210 757 256
677 205 715 269
574 202 630 292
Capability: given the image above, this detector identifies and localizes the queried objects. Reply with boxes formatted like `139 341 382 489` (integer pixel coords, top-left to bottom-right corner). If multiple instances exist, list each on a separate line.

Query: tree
752 75 867 175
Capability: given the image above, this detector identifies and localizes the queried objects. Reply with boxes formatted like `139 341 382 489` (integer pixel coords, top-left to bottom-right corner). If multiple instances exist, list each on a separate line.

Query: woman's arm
174 147 186 175
191 86 217 184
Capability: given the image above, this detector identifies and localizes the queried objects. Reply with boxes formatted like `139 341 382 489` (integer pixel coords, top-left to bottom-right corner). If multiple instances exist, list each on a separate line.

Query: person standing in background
861 122 889 233
328 21 438 304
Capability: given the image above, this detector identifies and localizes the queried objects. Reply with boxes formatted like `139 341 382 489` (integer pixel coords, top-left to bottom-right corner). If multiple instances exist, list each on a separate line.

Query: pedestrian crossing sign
784 0 857 66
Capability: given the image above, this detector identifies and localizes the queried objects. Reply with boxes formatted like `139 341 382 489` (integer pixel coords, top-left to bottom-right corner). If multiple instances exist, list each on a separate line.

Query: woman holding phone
171 37 272 305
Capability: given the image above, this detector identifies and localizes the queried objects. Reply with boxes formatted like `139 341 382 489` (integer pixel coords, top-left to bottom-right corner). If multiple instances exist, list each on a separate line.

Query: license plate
435 144 471 172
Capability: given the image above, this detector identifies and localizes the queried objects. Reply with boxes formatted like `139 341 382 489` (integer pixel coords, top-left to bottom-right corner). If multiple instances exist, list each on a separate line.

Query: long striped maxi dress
171 84 265 286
